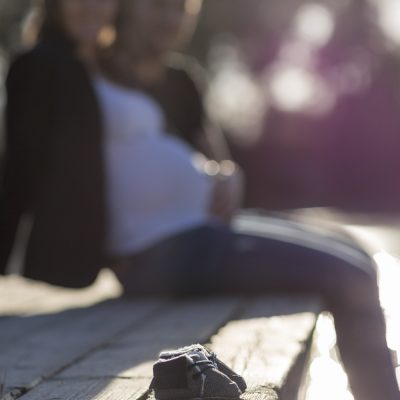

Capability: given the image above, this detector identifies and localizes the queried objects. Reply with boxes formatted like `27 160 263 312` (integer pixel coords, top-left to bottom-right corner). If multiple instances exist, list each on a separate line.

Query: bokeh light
206 40 265 143
293 3 335 47
266 64 334 114
371 0 400 45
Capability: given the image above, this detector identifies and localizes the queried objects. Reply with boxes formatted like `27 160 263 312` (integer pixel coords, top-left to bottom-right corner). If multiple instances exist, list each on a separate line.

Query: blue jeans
113 213 399 400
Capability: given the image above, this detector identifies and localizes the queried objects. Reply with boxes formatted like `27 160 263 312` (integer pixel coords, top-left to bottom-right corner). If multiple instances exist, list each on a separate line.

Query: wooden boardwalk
0 271 321 400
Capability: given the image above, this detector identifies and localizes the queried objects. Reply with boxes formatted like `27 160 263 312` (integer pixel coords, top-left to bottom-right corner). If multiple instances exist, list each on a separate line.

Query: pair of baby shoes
150 344 247 400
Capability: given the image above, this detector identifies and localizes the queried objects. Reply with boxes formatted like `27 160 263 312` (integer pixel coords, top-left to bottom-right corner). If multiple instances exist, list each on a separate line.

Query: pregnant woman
95 1 400 399
0 0 398 399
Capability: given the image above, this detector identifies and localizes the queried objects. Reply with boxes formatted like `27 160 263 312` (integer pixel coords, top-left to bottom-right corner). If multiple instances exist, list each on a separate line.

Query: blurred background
2 0 400 213
1 1 400 399
192 0 400 213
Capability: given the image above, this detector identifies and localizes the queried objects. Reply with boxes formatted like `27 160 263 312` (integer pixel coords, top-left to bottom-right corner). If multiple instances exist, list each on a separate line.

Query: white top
94 76 214 255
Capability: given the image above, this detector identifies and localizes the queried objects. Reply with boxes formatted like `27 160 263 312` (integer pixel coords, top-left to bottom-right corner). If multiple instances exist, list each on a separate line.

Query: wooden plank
0 270 121 316
0 298 163 397
147 386 279 400
58 297 242 379
18 378 278 400
6 378 150 400
1 289 320 400
17 296 319 400
207 296 321 397
241 386 279 400
0 271 123 362
15 298 241 400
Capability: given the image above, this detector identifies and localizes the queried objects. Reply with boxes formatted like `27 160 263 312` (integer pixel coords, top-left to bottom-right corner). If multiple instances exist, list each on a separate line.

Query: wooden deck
0 271 321 400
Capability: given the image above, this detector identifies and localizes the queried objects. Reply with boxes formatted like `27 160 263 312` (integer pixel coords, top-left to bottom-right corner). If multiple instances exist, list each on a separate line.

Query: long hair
24 0 116 48
37 0 66 40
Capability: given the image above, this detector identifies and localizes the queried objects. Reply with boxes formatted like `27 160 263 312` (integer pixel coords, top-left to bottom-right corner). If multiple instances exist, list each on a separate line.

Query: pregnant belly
105 135 213 215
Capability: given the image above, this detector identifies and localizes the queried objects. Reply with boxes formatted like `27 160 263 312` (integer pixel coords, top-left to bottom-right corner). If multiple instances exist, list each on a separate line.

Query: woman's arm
202 159 244 223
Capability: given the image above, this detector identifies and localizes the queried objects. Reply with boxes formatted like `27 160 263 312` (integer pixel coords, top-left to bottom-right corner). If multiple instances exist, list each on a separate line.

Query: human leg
113 216 399 399
111 224 230 297
218 214 399 400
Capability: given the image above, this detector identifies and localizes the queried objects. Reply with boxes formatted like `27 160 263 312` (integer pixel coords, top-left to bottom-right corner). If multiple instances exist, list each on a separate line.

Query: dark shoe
159 344 247 393
150 348 242 400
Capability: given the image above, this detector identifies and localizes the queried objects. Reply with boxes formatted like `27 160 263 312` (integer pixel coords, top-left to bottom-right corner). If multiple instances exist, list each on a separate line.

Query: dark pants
113 213 399 400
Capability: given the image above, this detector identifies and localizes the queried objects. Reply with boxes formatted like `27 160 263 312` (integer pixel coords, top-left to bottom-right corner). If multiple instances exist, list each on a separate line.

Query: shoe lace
188 358 215 379
209 352 218 366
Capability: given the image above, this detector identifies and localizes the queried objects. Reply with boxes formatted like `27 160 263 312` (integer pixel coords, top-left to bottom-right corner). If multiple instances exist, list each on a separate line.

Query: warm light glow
373 0 400 45
373 251 400 352
306 223 400 400
306 314 353 400
293 3 335 47
315 314 336 356
308 358 353 400
343 225 400 356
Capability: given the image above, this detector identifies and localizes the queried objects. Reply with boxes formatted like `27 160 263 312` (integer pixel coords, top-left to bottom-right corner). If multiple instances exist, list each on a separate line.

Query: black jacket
0 38 107 287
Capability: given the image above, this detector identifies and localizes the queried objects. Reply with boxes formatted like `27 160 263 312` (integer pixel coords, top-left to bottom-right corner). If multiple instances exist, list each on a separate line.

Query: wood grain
207 296 320 391
0 274 320 400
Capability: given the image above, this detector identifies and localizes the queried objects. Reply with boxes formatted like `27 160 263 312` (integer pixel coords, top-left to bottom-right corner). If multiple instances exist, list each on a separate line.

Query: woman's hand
206 160 244 223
